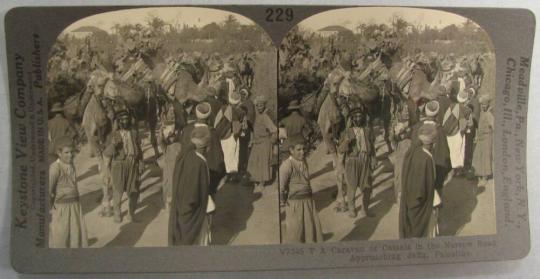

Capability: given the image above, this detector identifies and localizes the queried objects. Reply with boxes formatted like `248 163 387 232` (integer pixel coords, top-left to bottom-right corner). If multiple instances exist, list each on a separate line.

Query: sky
299 7 478 32
61 7 255 34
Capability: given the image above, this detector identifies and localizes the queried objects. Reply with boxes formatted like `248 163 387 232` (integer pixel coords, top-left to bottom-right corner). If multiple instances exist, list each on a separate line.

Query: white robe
221 134 240 173
447 132 465 168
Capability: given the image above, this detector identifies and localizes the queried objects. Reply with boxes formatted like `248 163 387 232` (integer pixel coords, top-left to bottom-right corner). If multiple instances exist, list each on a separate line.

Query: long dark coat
399 143 436 238
168 150 210 245
179 123 225 194
411 121 451 170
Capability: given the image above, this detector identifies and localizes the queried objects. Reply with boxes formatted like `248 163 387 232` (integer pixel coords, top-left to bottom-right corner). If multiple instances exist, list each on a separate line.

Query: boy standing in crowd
49 136 88 248
280 137 323 243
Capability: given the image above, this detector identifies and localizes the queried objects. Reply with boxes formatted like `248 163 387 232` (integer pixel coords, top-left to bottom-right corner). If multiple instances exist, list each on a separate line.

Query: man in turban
411 100 451 198
472 95 494 187
338 105 376 218
204 87 224 127
48 102 78 164
400 123 438 238
247 95 277 190
239 88 255 180
179 102 225 196
103 110 143 223
169 126 212 246
279 100 312 144
442 88 473 177
214 90 245 180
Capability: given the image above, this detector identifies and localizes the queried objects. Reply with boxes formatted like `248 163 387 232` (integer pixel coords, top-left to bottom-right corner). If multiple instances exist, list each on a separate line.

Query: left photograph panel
46 7 279 248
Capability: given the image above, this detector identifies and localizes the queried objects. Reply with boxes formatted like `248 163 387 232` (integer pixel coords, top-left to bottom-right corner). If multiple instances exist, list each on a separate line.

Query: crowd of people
46 22 494 248
278 30 494 243
47 31 277 248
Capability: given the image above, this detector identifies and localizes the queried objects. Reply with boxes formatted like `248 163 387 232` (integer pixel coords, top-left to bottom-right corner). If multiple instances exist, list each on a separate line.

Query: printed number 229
266 8 293 22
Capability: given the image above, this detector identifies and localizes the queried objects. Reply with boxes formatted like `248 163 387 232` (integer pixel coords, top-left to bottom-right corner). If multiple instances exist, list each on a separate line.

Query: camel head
207 54 223 73
325 67 346 95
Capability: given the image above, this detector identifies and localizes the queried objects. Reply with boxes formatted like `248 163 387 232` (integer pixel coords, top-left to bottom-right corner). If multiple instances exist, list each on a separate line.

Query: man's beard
119 123 129 130
352 120 362 127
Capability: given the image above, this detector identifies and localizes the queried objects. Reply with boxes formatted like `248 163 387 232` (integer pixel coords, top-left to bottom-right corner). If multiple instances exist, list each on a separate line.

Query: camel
79 74 116 158
78 45 241 161
238 54 255 89
470 55 485 89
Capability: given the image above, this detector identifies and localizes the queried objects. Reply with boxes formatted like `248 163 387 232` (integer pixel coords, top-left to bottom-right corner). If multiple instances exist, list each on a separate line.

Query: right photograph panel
278 7 496 243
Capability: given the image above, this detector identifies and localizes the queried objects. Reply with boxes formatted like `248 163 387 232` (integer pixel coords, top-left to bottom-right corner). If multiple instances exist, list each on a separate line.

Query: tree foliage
60 14 273 58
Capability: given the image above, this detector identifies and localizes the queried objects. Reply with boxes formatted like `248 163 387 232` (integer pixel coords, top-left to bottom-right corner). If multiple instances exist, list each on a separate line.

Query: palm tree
147 16 166 33
112 23 121 35
356 23 367 37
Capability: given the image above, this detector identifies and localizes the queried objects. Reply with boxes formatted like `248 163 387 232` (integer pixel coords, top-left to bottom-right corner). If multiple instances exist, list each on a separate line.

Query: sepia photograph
278 7 496 243
45 7 279 248
4 3 535 274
